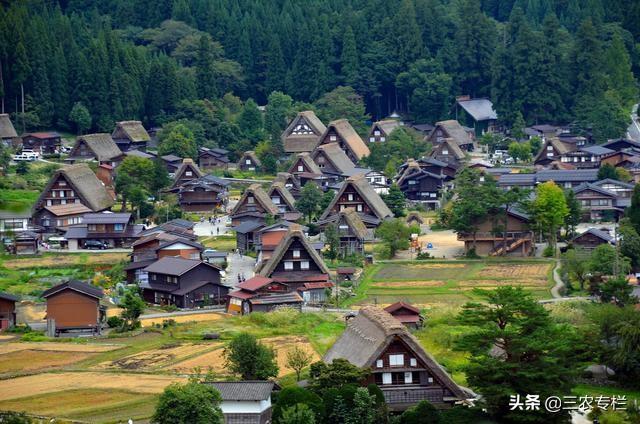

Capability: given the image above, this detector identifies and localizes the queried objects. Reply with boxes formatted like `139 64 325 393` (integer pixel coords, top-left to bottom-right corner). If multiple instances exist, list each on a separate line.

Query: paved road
628 103 640 142
224 253 256 286
193 215 231 237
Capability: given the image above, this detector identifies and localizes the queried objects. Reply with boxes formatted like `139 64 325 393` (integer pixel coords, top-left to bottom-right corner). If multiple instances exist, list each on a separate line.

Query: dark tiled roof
144 257 213 276
233 220 265 234
83 213 131 224
42 280 103 299
0 291 19 302
456 98 497 121
580 145 614 155
208 381 274 401
249 292 303 305
537 169 599 183
236 276 273 292
573 228 614 243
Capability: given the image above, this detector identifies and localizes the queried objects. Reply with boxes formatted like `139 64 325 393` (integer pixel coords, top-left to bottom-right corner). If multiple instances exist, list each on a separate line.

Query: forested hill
0 0 638 138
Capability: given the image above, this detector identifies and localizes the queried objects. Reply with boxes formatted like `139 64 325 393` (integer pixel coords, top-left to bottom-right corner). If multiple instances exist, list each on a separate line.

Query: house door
242 301 250 315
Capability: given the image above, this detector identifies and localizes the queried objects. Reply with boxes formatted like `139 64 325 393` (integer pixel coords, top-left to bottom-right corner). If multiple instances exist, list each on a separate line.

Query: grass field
348 259 554 307
199 234 236 251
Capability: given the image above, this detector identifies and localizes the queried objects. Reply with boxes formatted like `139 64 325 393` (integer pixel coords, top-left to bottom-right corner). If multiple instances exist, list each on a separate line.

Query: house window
330 135 337 141
369 137 375 142
547 152 553 157
348 194 354 201
410 358 417 367
408 180 416 185
404 372 413 384
564 182 571 188
442 149 448 155
429 193 437 198
428 377 434 383
59 190 65 197
339 224 348 230
356 204 363 212
547 145 553 151
272 197 280 204
293 249 300 258
61 199 67 205
59 181 66 186
185 171 192 176
245 159 251 165
284 261 293 270
301 260 309 270
376 360 383 368
151 274 156 281
70 190 74 197
247 196 254 204
389 354 404 367
382 372 392 385
46 200 52 206
297 165 304 172
114 223 124 231
380 137 385 142
374 130 381 136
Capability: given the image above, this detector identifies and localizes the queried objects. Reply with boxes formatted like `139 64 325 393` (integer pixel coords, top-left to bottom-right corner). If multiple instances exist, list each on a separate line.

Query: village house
171 158 203 189
255 221 309 266
64 212 144 250
322 208 370 257
427 120 475 152
0 292 18 331
161 154 183 174
0 210 33 235
21 132 62 155
141 256 228 308
233 220 265 254
43 280 105 336
457 207 534 257
524 124 559 141
323 307 471 410
368 119 401 143
172 174 229 213
317 119 370 163
206 381 275 424
14 231 39 255
396 159 447 209
384 302 424 329
124 149 155 160
237 151 261 171
267 181 300 220
126 234 204 283
592 178 635 198
454 96 498 136
311 142 362 186
111 120 151 152
198 147 230 170
573 183 629 221
227 276 303 315
257 225 332 293
571 228 615 251
498 169 599 190
229 184 279 226
288 152 326 187
534 137 611 168
281 110 327 154
33 164 115 233
429 138 466 167
0 114 18 145
273 172 302 199
318 174 393 228
138 219 197 240
66 133 124 167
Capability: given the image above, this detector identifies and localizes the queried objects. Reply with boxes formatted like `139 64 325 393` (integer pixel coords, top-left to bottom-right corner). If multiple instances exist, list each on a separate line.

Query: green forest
0 0 638 146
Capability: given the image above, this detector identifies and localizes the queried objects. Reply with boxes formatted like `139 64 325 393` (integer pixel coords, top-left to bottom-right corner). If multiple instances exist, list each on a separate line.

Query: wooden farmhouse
171 158 203 189
66 133 124 167
141 257 227 308
111 120 151 152
396 159 447 209
206 381 275 423
255 221 308 265
198 147 230 170
429 138 466 167
368 119 400 143
21 132 62 155
323 307 471 410
571 228 615 251
229 184 279 226
64 212 143 249
43 280 105 336
0 114 18 145
0 292 18 331
384 302 424 329
162 154 183 174
320 208 370 257
288 153 325 187
237 151 261 171
172 174 230 213
311 142 357 181
454 97 498 136
427 120 475 152
318 174 393 228
33 164 115 233
227 276 303 315
281 110 327 154
273 172 302 199
126 235 204 283
573 183 628 221
317 119 370 163
267 181 299 219
457 208 533 257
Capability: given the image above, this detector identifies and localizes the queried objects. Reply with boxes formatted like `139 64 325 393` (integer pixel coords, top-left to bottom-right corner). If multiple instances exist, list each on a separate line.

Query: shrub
5 324 32 334
416 251 431 260
464 248 479 259
107 316 124 328
543 245 555 257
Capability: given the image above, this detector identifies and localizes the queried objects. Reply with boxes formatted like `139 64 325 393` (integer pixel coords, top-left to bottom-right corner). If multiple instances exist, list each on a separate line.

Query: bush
543 245 555 257
464 248 479 259
107 316 124 328
161 304 179 312
5 324 32 334
416 251 431 260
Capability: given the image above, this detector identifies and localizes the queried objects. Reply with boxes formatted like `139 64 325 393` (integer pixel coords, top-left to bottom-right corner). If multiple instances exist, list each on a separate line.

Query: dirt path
551 260 563 298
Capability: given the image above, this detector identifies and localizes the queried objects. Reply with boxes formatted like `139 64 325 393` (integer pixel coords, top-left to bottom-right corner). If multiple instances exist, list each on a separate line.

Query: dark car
84 240 109 250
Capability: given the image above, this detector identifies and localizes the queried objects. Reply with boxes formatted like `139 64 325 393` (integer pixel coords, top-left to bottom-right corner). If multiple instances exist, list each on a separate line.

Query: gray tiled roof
537 169 599 183
457 98 498 121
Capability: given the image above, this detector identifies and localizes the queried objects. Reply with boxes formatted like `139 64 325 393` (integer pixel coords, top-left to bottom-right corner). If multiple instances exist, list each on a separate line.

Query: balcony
456 231 533 241
382 386 445 407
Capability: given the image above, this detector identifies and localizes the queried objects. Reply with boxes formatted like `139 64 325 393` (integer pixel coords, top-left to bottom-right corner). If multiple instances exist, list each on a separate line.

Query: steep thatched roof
319 174 393 221
231 184 279 216
371 119 400 137
323 306 469 399
172 159 203 188
69 134 123 162
0 114 17 139
35 163 114 212
340 208 369 239
112 121 151 142
289 153 322 175
259 224 330 277
406 211 424 224
282 111 327 153
268 182 297 211
432 120 473 147
238 151 262 168
432 138 466 160
312 142 356 174
321 119 370 160
534 138 576 163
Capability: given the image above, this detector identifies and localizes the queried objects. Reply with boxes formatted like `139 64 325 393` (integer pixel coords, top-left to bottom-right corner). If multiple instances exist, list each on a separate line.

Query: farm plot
0 350 97 374
355 261 553 307
0 342 123 354
140 312 225 327
3 252 129 269
95 342 216 371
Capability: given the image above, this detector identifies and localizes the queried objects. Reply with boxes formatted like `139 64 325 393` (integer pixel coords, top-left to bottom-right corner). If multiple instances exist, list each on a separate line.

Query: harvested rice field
3 252 129 269
353 260 554 307
0 342 124 354
96 342 216 371
139 312 225 327
0 350 96 374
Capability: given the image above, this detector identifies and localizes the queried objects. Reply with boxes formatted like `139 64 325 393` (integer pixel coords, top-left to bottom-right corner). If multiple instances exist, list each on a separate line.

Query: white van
12 150 39 161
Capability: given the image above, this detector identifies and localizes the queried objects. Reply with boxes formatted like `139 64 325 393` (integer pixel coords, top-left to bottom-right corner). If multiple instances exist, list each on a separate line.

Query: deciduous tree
532 181 569 253
152 380 223 424
223 332 278 380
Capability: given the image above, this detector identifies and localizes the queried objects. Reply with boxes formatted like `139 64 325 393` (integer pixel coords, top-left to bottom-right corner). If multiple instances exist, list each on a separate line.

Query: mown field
349 259 555 307
0 310 345 422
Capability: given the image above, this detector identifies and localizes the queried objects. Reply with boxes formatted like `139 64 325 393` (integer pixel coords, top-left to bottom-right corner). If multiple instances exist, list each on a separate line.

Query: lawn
199 234 236 251
347 259 554 307
0 189 39 211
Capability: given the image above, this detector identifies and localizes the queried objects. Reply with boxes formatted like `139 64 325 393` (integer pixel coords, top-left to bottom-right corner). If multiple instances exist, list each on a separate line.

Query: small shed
14 231 39 255
43 280 105 336
336 267 356 284
384 301 424 329
571 228 615 251
406 212 424 226
207 381 275 424
0 292 18 330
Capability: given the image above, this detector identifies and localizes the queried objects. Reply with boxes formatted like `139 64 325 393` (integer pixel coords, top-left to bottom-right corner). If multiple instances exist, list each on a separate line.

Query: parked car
84 240 109 250
12 150 39 161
